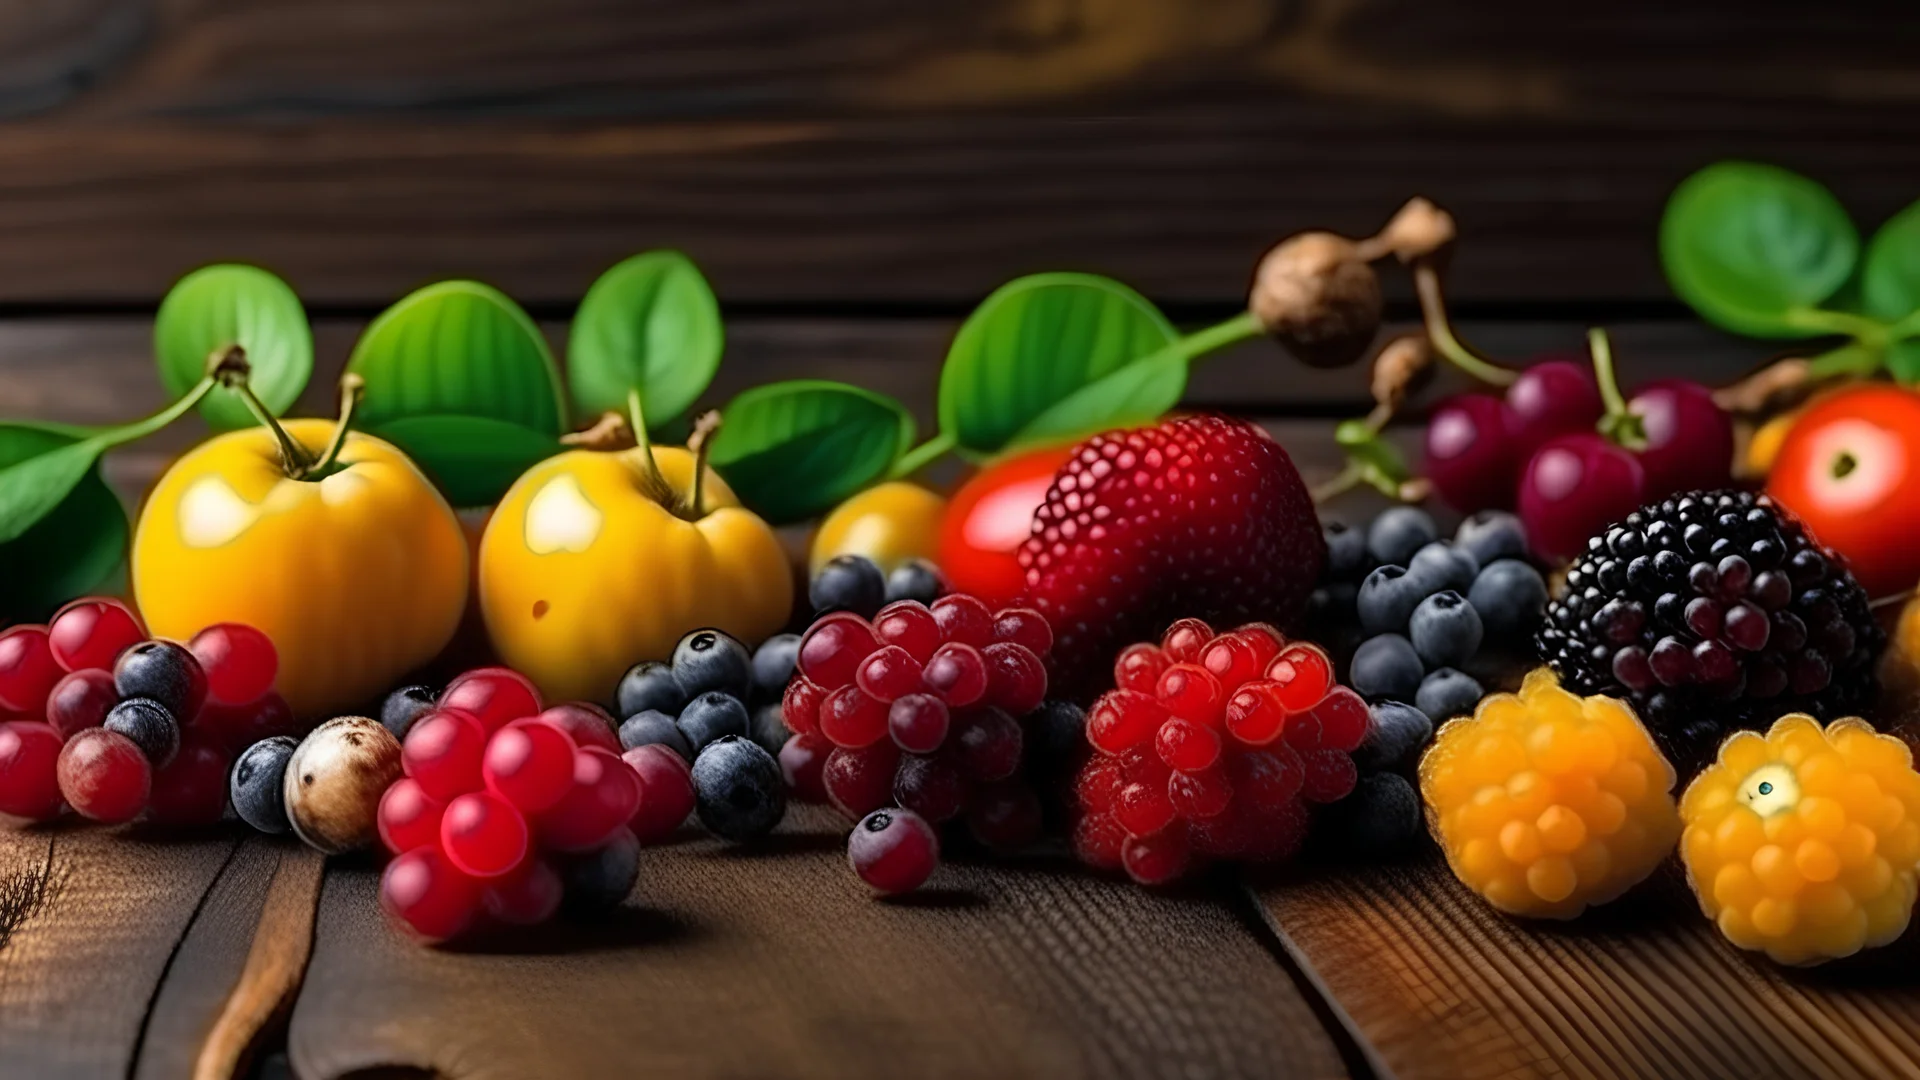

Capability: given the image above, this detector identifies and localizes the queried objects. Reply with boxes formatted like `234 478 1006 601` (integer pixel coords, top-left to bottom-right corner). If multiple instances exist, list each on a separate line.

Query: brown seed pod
284 716 403 855
1249 232 1383 369
1370 334 1433 413
1376 197 1457 264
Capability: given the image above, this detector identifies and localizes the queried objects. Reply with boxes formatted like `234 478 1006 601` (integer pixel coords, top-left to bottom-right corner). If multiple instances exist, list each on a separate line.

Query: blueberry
676 691 750 754
1353 701 1434 772
750 703 790 755
1350 634 1424 700
379 685 437 740
105 697 180 767
691 736 787 842
1367 506 1438 567
230 735 298 834
1468 559 1550 640
1315 773 1423 859
1025 700 1088 782
1455 511 1530 568
559 828 641 914
884 559 947 606
1323 520 1370 581
616 661 686 719
1408 541 1477 595
114 640 204 720
749 634 802 703
1357 566 1424 635
671 629 752 700
810 554 886 619
1409 591 1483 669
1415 668 1484 724
619 709 694 762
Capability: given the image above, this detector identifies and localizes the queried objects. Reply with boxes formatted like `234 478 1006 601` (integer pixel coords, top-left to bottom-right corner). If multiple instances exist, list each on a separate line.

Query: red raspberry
1299 748 1358 804
1019 416 1324 690
1087 690 1162 753
1161 619 1214 664
1223 682 1287 747
1074 758 1122 813
1267 644 1333 712
1113 781 1175 837
1199 633 1265 690
1168 766 1232 819
1234 624 1286 669
1156 664 1223 724
1306 687 1369 753
1154 717 1221 774
1113 643 1169 694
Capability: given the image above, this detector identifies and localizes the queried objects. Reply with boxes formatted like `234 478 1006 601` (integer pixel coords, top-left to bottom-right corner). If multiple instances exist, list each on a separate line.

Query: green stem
888 431 958 480
305 374 365 479
626 387 675 505
1310 463 1364 504
682 412 721 520
1887 309 1920 341
1785 305 1890 343
233 379 314 475
95 376 222 450
1589 327 1648 451
1413 261 1517 387
1180 310 1264 361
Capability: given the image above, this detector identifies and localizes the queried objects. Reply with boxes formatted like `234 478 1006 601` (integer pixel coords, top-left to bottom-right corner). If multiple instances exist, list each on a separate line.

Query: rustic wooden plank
1251 855 1920 1080
0 1 1913 304
287 805 1350 1080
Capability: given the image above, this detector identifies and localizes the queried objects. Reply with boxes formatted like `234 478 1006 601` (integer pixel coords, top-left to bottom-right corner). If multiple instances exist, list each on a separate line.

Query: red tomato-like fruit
936 445 1073 608
1767 385 1920 598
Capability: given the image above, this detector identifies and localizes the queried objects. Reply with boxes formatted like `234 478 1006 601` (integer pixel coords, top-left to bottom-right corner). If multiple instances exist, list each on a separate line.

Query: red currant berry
854 645 924 704
1156 664 1224 724
1168 767 1232 819
531 702 620 755
1155 717 1221 774
381 845 481 943
484 719 577 814
893 752 967 822
776 733 830 803
1232 624 1285 668
623 743 695 843
886 693 950 754
378 777 447 855
965 780 1043 851
200 692 299 755
1267 644 1334 712
981 642 1046 714
781 677 827 738
402 709 487 801
483 858 563 926
931 594 994 648
1121 825 1191 885
921 642 987 707
1072 812 1127 869
147 735 230 826
1198 633 1264 691
441 791 531 878
1299 749 1358 803
797 613 880 690
440 667 542 733
990 608 1053 658
1230 748 1305 811
950 706 1022 782
538 747 642 853
818 684 889 749
1087 690 1164 754
1113 781 1175 837
849 807 940 894
1114 643 1169 694
822 742 900 821
0 626 61 715
45 669 116 741
56 728 150 823
1075 758 1123 813
1223 682 1286 747
873 601 941 664
0 721 64 821
188 623 279 707
1305 688 1368 753
47 599 144 674
1159 618 1214 663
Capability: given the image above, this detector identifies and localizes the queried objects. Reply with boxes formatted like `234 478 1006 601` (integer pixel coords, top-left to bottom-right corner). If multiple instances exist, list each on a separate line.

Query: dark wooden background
3 3 1919 1079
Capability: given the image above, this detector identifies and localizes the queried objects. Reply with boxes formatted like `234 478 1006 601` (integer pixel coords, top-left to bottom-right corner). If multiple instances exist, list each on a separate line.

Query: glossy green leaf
371 415 562 509
1888 341 1920 385
710 380 914 525
568 251 722 428
939 273 1179 457
1864 200 1920 322
155 264 313 430
1659 162 1858 338
0 439 104 545
0 425 125 619
349 281 567 436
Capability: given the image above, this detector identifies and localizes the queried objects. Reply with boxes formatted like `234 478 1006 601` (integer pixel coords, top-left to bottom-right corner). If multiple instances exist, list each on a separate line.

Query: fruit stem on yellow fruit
305 374 366 480
1413 260 1517 387
213 345 316 475
625 387 677 507
682 410 723 520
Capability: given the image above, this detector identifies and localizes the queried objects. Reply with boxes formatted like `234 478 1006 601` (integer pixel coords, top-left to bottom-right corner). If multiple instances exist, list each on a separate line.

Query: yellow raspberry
1418 668 1681 919
1680 714 1920 966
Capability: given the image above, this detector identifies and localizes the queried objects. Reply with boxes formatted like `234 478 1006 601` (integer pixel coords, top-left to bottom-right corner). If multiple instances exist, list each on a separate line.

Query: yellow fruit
480 426 791 704
808 481 946 577
133 420 468 718
1679 714 1920 965
1742 409 1801 480
1418 668 1681 919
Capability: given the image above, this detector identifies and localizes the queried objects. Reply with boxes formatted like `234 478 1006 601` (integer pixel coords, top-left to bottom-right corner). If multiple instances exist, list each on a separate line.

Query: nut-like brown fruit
1249 232 1383 369
1377 197 1457 263
284 716 403 855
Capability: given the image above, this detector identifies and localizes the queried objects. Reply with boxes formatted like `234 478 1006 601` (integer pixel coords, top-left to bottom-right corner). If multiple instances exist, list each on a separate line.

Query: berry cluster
1069 619 1364 885
1320 508 1547 723
0 598 294 828
371 666 698 943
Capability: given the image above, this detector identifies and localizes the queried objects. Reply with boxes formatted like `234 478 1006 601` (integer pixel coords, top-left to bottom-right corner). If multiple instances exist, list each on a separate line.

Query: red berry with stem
1160 619 1214 664
441 791 531 878
950 706 1022 782
47 599 144 674
483 859 563 927
981 642 1046 714
1121 826 1191 885
531 702 620 755
1504 357 1603 460
1629 379 1734 497
991 608 1053 658
623 742 696 842
775 734 830 803
887 693 950 754
538 747 641 852
1518 433 1647 563
402 709 487 801
818 684 889 749
46 669 117 741
781 678 827 738
854 646 923 704
56 728 150 823
822 742 900 821
848 807 940 894
0 721 63 821
1425 393 1520 513
147 735 230 825
440 668 541 734
0 626 61 715
930 594 994 648
381 845 481 943
922 642 987 707
378 777 446 855
797 613 879 690
1114 643 1169 694
483 719 578 814
188 623 279 707
873 601 941 664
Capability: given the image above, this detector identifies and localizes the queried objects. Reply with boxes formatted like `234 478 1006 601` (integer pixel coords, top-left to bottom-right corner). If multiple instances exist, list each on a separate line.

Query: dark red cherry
1628 379 1734 499
1504 357 1603 459
1517 433 1646 563
1423 393 1518 513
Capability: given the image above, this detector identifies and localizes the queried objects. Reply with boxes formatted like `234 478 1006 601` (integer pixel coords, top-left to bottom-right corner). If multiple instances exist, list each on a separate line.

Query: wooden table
4 3 1920 1077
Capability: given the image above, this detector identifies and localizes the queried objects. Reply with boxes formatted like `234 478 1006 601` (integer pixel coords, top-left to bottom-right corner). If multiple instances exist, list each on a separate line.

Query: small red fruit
1424 393 1519 513
440 668 542 734
1630 378 1734 499
381 845 481 943
0 721 64 821
623 743 695 842
1518 433 1646 563
937 445 1075 607
47 599 144 674
0 626 62 715
1767 385 1920 598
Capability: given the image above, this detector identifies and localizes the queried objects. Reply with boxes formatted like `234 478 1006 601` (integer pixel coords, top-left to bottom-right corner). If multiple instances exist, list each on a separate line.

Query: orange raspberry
1679 714 1920 965
1418 668 1681 919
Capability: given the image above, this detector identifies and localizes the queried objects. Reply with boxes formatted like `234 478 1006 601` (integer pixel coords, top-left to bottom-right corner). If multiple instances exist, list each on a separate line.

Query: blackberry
1538 490 1881 770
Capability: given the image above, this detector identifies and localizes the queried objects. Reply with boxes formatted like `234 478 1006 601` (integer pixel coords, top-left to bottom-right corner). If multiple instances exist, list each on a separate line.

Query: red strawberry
1017 415 1325 694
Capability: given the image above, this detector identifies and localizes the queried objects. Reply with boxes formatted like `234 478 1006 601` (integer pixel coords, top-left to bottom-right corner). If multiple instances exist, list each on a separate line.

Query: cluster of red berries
780 594 1053 892
377 667 694 943
0 598 294 827
1072 619 1365 885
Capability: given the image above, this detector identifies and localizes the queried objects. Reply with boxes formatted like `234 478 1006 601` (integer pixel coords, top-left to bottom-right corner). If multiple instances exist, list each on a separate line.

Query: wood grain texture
288 806 1348 1080
0 1 1911 304
1253 855 1920 1080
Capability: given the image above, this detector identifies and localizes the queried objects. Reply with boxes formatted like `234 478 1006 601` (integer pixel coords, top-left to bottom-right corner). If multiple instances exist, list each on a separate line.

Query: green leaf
1659 162 1859 338
349 281 567 436
710 380 915 525
155 264 313 431
371 415 562 509
0 426 125 620
939 273 1179 457
1864 200 1920 323
1889 341 1920 385
0 438 105 546
1334 420 1410 484
568 251 722 428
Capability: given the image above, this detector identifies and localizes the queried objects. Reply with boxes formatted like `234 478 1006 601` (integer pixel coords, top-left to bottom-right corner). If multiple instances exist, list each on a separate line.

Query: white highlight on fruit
178 475 260 548
1802 418 1902 515
320 469 372 507
524 474 603 554
965 475 1054 551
